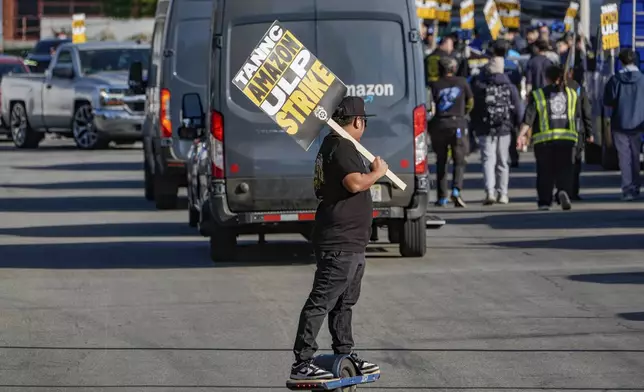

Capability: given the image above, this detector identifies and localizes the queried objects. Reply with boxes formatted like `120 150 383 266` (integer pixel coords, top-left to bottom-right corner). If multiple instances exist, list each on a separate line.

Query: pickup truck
1 41 149 149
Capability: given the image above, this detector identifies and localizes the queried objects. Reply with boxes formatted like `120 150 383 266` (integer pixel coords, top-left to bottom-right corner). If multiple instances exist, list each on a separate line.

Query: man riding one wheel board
290 97 384 381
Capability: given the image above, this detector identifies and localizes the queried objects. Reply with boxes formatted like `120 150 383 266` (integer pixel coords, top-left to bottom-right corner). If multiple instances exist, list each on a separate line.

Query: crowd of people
422 22 642 210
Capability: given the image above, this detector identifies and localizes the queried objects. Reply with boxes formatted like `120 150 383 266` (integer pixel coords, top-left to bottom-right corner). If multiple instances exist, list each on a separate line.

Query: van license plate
370 185 382 202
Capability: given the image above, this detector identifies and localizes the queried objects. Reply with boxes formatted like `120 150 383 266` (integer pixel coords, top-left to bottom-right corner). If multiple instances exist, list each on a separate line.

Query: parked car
1 41 150 149
0 55 30 138
127 0 215 210
177 0 445 262
23 37 72 73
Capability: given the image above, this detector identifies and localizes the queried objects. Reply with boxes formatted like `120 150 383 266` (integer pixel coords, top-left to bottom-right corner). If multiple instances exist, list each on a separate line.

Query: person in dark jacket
428 56 474 207
603 48 644 200
525 39 554 95
471 57 523 205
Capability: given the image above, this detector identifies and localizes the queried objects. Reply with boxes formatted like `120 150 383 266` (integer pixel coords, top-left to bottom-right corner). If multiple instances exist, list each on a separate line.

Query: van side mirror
128 61 146 94
179 93 205 140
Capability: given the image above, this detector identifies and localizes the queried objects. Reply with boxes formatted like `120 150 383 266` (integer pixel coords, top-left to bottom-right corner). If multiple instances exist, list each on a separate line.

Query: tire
387 222 401 244
338 358 358 392
144 161 155 201
209 229 237 263
10 102 43 149
72 102 109 150
188 206 199 227
154 175 178 210
399 216 427 258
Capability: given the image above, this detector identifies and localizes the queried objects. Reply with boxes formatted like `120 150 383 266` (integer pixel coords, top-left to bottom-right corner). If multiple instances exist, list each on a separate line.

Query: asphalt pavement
0 137 643 392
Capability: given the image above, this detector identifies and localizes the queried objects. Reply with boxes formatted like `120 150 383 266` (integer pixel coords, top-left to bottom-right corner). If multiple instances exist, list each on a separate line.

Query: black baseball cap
332 96 376 119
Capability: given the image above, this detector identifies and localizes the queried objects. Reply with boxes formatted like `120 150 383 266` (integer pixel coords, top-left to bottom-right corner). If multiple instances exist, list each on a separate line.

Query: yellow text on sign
275 60 336 135
242 31 303 106
603 34 620 50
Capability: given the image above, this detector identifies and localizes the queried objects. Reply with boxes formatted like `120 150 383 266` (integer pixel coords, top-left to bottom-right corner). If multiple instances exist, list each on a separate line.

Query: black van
180 0 444 262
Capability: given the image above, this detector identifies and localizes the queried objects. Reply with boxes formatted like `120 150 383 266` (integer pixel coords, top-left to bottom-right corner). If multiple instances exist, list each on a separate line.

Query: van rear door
222 0 317 213
167 0 215 161
315 0 418 205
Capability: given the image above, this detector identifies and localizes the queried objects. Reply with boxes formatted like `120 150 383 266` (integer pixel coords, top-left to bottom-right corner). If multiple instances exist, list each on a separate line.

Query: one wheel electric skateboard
286 354 380 391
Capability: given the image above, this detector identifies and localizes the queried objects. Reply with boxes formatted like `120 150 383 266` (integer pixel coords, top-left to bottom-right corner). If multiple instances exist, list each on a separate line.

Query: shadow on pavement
492 234 644 250
568 272 644 284
446 209 644 229
0 241 315 269
0 222 196 237
0 179 143 190
0 196 166 212
619 312 644 321
12 161 142 171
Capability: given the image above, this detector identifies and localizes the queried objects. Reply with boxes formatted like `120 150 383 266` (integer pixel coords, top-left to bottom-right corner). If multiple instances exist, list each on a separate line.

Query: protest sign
436 0 453 23
416 0 437 20
564 2 579 32
72 13 86 43
484 0 503 40
232 20 407 190
496 0 520 30
460 0 475 31
600 3 619 51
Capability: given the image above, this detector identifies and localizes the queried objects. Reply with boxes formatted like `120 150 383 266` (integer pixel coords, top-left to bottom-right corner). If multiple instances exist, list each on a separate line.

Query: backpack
482 83 513 131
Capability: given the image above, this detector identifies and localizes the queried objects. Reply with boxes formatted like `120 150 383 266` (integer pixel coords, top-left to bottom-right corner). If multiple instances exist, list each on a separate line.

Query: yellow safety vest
532 87 579 145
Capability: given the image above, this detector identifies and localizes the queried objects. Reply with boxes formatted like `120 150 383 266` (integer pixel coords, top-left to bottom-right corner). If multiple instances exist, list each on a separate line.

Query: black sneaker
349 352 380 374
290 360 335 380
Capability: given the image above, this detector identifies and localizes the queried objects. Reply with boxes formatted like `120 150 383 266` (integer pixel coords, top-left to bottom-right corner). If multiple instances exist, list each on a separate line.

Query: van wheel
144 162 155 201
10 102 43 149
154 175 178 210
210 230 237 262
189 206 199 228
399 216 427 258
72 103 109 150
387 222 402 244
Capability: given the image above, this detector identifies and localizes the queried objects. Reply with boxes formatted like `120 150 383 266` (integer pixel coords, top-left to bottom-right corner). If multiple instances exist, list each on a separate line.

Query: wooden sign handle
327 119 408 191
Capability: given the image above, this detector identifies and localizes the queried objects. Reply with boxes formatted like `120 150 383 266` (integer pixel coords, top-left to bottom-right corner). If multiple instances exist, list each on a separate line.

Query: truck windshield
79 49 150 75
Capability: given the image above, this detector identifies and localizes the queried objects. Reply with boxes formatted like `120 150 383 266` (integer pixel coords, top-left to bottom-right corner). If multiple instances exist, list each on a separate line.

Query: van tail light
413 104 428 174
160 88 172 138
211 111 224 179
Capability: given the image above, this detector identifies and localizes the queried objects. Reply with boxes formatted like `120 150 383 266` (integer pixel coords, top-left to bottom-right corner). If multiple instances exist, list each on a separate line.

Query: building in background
2 0 103 48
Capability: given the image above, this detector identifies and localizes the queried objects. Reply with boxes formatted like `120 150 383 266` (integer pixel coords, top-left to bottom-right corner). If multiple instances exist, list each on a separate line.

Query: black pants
293 250 366 363
509 131 519 165
573 154 582 197
430 128 468 199
534 142 575 207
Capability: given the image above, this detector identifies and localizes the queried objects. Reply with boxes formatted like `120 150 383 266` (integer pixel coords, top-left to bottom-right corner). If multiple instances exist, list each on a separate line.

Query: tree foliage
101 0 157 19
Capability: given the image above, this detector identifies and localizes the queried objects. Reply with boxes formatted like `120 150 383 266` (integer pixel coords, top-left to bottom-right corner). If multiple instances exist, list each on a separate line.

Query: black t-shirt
312 133 373 252
428 76 473 130
525 54 553 90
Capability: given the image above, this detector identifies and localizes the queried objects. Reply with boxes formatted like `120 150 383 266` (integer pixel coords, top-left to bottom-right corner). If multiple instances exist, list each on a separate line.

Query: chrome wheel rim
73 105 98 148
10 105 27 146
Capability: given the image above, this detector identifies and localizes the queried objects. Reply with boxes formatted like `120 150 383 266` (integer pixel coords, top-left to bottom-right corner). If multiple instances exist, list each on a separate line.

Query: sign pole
327 119 407 191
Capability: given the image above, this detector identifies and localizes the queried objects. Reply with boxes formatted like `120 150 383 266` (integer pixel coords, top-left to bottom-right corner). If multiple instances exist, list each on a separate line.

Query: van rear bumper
207 189 430 230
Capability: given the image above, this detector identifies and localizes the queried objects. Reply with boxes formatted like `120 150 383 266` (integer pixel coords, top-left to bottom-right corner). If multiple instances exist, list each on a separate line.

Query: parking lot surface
1 138 643 391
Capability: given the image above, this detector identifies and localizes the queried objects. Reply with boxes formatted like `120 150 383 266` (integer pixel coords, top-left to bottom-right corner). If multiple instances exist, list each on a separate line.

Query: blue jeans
613 131 643 195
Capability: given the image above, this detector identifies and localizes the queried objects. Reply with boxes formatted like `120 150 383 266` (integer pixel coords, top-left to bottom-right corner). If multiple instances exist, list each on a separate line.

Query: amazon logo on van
345 84 394 98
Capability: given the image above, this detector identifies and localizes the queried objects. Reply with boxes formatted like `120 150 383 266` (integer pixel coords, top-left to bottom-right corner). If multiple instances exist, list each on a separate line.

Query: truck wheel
10 102 43 149
144 162 155 201
209 229 237 263
387 222 402 244
72 103 109 150
399 216 427 258
154 175 179 210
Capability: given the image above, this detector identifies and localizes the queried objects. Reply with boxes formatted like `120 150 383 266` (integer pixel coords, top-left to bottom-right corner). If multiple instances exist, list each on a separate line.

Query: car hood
83 71 130 89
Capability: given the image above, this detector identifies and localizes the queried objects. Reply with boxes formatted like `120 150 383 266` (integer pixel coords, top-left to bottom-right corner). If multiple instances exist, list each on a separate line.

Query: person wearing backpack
471 57 523 205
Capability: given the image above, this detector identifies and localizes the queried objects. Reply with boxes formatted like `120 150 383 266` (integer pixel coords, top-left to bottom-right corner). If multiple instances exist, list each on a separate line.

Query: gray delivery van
135 0 216 209
179 0 444 262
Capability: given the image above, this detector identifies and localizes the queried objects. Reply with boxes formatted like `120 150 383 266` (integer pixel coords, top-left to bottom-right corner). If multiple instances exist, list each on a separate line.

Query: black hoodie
471 72 523 136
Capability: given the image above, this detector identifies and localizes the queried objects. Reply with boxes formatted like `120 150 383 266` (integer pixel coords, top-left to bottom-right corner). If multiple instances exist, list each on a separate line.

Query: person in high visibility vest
517 65 580 211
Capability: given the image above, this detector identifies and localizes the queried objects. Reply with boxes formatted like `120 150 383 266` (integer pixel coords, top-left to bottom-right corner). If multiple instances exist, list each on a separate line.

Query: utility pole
580 0 591 39
0 0 4 53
